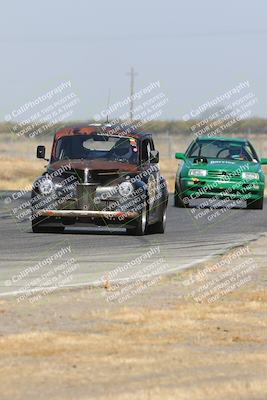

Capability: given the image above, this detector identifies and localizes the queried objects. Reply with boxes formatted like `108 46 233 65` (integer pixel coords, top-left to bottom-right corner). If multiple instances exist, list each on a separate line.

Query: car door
140 137 160 221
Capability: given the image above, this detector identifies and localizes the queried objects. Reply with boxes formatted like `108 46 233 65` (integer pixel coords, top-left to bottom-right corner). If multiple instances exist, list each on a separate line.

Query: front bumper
36 209 139 220
179 177 264 200
31 180 145 226
32 209 140 228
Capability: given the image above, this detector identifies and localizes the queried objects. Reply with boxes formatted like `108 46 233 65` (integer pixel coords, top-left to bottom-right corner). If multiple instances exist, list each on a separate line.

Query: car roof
54 123 152 140
196 136 248 143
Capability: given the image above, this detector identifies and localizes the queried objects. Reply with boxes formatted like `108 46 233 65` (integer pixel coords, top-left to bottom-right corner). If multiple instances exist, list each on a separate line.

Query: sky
1 0 267 121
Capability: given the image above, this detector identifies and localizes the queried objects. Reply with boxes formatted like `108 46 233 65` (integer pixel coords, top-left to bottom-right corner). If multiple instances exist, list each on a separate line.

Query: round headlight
118 182 134 197
39 178 54 195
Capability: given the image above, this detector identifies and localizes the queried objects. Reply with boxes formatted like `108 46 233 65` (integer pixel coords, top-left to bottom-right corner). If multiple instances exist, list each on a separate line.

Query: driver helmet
228 146 241 158
113 139 133 159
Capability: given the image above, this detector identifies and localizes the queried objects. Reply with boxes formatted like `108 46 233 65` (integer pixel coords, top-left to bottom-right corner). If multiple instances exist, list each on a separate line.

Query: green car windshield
187 139 259 162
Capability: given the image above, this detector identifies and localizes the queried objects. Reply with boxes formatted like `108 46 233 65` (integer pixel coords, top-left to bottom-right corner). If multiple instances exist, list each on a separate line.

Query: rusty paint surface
49 159 139 173
37 210 139 219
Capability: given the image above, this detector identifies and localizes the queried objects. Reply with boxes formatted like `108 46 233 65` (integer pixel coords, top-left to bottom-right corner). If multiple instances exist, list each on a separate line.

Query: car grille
77 184 98 210
208 170 241 179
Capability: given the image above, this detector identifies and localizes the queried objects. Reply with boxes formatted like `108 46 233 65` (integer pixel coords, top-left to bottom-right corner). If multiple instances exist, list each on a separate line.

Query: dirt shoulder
0 235 267 400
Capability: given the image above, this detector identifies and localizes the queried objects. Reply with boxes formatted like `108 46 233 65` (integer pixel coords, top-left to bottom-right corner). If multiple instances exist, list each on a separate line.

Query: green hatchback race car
175 136 267 210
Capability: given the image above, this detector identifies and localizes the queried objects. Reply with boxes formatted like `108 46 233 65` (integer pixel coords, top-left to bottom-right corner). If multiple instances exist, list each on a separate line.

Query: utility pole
127 67 138 121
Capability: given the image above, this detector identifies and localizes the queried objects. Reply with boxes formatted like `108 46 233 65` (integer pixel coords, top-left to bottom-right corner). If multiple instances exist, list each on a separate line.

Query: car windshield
53 134 139 164
187 139 258 162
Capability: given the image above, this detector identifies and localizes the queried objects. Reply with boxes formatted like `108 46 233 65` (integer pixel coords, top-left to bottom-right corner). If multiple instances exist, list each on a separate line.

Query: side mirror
37 145 46 159
150 150 159 164
261 158 267 165
175 152 186 160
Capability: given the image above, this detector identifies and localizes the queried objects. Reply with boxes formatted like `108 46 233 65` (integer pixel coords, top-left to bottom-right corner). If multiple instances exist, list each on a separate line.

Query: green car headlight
189 169 207 177
241 172 259 180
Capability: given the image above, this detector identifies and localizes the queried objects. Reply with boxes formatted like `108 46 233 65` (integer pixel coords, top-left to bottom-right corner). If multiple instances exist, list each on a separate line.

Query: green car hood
181 158 263 177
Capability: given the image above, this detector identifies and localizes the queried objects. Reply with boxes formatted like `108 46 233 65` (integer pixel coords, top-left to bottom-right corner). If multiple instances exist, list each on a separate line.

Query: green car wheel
174 184 188 208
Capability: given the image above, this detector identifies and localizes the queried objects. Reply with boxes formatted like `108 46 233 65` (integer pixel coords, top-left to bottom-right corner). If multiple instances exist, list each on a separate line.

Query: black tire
174 183 187 208
247 196 264 210
147 204 167 234
126 204 147 236
32 225 65 233
32 217 65 233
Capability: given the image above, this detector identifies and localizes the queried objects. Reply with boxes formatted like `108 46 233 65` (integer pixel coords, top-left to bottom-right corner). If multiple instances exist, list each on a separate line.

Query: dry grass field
0 157 45 190
0 136 51 190
1 294 267 400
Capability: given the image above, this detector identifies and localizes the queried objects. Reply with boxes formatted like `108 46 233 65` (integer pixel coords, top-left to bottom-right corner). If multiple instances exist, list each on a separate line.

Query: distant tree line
1 118 267 137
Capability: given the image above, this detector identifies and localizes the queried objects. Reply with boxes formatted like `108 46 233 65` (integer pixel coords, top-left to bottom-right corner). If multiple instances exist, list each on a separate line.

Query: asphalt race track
0 191 267 297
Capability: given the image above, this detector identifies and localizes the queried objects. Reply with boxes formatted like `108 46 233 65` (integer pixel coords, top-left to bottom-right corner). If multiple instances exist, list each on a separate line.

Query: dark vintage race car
31 123 168 235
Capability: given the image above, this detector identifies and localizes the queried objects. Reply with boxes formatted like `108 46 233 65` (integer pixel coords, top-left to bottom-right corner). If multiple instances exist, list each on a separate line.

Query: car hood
48 159 139 174
184 158 261 173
